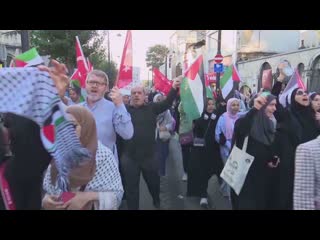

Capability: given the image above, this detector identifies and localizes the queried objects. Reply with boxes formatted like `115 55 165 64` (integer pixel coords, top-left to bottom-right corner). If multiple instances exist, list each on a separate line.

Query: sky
105 30 175 81
106 30 308 82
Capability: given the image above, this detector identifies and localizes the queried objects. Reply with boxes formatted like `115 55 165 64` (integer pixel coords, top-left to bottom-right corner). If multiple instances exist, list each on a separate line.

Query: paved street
120 137 231 210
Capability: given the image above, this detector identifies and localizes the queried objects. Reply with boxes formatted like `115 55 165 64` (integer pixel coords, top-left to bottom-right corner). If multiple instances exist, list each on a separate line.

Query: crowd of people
0 60 319 210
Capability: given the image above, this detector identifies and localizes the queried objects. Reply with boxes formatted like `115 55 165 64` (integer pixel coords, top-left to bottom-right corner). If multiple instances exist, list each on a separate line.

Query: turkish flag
70 69 82 81
153 68 172 96
87 58 93 71
75 36 89 88
116 30 133 88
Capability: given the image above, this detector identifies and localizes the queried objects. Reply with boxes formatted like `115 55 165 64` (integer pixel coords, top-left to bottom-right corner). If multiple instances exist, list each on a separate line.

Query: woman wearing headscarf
0 113 52 210
215 98 241 198
272 84 320 209
231 93 279 209
187 98 222 208
309 92 320 127
42 106 123 210
153 93 174 176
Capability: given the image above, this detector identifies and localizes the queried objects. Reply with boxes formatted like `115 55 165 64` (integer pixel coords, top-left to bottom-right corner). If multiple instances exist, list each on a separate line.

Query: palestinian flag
220 65 241 101
40 104 65 152
14 48 44 67
180 55 206 121
279 69 306 107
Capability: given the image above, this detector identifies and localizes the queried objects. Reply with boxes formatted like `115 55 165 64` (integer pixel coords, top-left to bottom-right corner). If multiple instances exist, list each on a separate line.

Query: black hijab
193 99 218 141
250 94 277 146
289 88 319 143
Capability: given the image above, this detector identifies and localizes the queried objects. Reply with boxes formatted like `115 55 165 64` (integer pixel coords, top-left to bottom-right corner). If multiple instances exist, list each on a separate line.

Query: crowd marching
0 54 319 211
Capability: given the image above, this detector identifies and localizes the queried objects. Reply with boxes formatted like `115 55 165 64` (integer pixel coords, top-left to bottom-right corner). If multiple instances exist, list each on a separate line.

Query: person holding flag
271 73 320 209
54 68 133 166
120 76 182 210
231 92 279 210
81 70 134 165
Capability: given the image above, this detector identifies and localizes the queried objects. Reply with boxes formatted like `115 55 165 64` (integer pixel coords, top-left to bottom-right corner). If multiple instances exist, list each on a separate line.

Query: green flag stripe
206 86 213 99
220 66 232 88
15 48 39 62
55 116 64 126
181 78 201 121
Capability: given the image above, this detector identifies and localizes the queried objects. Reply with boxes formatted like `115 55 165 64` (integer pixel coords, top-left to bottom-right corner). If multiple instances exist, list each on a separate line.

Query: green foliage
30 30 105 70
145 44 169 69
30 30 118 84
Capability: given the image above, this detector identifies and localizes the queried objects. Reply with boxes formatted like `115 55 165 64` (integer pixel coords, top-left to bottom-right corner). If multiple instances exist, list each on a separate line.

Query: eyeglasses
296 90 308 96
87 81 106 87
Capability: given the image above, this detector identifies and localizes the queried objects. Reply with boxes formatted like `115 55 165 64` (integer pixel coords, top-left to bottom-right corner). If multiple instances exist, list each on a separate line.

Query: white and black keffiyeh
0 67 91 192
43 142 124 209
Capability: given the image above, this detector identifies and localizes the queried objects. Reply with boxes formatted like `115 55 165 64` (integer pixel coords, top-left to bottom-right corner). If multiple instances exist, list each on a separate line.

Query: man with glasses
81 70 133 164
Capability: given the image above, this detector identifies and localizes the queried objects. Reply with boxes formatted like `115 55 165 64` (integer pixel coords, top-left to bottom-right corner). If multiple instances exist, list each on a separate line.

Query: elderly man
81 70 134 163
121 76 182 210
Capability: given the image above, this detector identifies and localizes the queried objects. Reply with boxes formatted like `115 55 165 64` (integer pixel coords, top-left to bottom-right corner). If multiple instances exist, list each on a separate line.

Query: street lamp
107 30 110 63
198 30 222 90
148 68 152 88
106 31 122 64
165 50 175 78
216 30 222 90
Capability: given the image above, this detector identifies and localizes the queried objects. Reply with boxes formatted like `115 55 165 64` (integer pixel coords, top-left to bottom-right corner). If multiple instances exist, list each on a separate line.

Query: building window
297 63 305 76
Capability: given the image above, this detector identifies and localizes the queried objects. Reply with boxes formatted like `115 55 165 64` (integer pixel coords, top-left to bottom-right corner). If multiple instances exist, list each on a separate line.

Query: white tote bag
220 136 255 195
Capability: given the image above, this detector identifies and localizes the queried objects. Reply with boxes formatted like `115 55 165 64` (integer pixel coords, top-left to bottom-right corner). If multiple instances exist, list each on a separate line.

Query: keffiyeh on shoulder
0 67 91 192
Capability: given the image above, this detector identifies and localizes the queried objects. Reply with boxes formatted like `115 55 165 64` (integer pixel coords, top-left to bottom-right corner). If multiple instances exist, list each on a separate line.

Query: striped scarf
0 67 91 192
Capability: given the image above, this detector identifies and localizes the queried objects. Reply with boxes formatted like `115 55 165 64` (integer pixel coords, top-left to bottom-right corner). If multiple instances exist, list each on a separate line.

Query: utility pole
20 30 30 53
164 50 170 78
165 56 167 78
216 30 222 90
107 30 111 63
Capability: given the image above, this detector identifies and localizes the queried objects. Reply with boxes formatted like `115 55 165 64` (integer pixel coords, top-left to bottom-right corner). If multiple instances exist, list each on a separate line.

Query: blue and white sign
214 63 224 73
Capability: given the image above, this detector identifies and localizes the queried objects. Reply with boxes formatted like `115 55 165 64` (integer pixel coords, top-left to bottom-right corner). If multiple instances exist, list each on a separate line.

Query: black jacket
270 81 320 209
1 113 52 210
123 88 178 161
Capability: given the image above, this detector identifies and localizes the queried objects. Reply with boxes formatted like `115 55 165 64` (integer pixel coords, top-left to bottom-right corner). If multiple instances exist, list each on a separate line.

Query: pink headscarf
224 98 240 140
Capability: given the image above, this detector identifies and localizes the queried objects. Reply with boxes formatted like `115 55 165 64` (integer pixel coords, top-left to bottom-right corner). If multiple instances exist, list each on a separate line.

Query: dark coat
123 88 178 162
272 82 320 209
0 113 51 210
187 111 223 197
231 108 278 210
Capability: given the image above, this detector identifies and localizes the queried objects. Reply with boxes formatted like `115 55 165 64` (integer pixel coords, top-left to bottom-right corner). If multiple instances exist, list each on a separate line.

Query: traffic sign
214 63 224 73
214 54 223 63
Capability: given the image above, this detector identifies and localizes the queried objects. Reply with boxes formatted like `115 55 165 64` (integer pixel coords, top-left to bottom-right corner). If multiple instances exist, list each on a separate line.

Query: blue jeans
156 138 169 176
